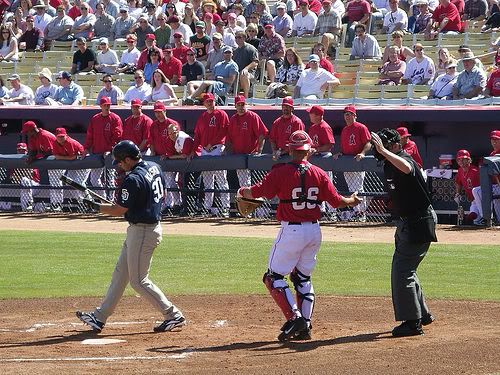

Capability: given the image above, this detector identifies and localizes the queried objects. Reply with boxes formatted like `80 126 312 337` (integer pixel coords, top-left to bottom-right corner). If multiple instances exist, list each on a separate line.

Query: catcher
238 130 362 342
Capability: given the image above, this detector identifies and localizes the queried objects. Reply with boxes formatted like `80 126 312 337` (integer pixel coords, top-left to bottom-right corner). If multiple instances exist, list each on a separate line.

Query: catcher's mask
287 130 312 151
373 128 401 161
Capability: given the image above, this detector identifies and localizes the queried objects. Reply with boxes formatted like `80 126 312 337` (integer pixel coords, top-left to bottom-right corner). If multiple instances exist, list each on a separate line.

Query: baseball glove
235 194 264 217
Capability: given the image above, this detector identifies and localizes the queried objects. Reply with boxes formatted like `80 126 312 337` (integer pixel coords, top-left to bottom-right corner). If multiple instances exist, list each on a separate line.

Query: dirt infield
1 216 499 374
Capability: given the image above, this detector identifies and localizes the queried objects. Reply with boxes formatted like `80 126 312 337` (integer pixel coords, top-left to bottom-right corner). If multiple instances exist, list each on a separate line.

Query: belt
288 221 318 225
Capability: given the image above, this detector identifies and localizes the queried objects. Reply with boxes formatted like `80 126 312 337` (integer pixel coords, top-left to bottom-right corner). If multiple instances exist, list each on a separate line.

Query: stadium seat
335 71 357 85
356 84 383 99
329 84 356 99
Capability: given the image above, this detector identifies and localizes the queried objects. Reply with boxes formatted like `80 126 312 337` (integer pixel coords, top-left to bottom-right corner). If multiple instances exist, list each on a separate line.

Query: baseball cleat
153 316 186 332
421 313 435 326
278 316 307 342
76 311 104 333
391 320 424 337
292 326 312 341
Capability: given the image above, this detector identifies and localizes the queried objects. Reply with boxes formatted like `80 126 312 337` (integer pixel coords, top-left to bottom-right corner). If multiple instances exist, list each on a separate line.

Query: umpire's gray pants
391 219 431 321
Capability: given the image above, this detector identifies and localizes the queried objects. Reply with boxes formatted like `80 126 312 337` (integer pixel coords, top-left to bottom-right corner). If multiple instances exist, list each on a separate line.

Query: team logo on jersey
121 188 129 201
242 121 248 130
209 116 216 127
349 133 356 146
286 125 291 134
312 135 319 145
410 68 424 80
466 178 472 189
105 123 111 131
134 122 141 130
162 129 168 137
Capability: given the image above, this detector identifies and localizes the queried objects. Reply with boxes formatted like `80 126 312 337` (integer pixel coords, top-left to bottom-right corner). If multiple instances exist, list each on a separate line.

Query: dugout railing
479 156 500 227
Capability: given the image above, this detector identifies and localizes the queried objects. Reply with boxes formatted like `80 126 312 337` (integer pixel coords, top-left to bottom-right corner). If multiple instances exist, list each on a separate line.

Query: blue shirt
213 59 239 92
118 160 166 224
54 82 84 105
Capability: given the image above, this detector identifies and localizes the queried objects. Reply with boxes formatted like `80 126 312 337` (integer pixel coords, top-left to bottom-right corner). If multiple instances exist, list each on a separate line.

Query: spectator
409 0 433 34
378 46 406 85
18 15 43 51
34 67 57 104
381 31 415 63
33 1 53 33
436 47 454 75
273 2 293 37
206 33 225 74
202 12 217 37
294 54 338 98
181 47 205 85
182 3 199 33
132 15 156 50
456 45 485 72
371 0 390 32
350 23 382 60
123 69 152 103
343 0 371 47
71 2 95 39
136 33 162 70
314 0 341 43
402 43 436 85
0 74 34 105
144 1 160 28
190 20 211 61
254 0 274 25
102 0 119 19
122 98 152 152
162 48 182 84
233 29 259 97
96 74 124 105
396 126 423 168
306 43 334 73
154 12 171 49
116 34 140 74
452 51 486 99
484 60 500 97
275 47 304 85
143 48 165 82
452 0 466 17
382 0 408 34
225 12 244 36
48 71 84 105
258 24 285 83
95 37 119 75
185 46 238 102
0 75 7 98
144 69 178 105
71 37 96 74
127 0 143 19
232 3 247 29
454 149 481 224
425 0 462 40
110 4 135 41
269 97 305 160
0 25 19 62
167 15 193 44
213 18 236 48
244 0 259 19
428 59 458 98
67 0 88 20
43 5 73 48
93 2 115 40
172 32 191 63
463 0 488 21
245 22 261 50
291 0 318 37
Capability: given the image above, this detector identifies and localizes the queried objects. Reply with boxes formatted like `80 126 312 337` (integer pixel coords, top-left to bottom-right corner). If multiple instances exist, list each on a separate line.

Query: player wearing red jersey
239 130 362 341
454 149 480 225
397 127 423 169
190 93 230 217
84 97 123 200
10 142 41 212
269 97 305 161
123 99 153 152
226 95 268 187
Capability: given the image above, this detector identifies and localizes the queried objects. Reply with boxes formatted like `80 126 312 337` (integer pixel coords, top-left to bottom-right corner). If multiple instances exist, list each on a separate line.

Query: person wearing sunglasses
428 59 458 99
402 43 436 85
180 47 205 85
95 37 120 74
43 6 74 49
71 2 96 40
123 70 152 103
130 15 155 50
71 37 97 74
96 74 124 105
110 4 135 40
116 34 140 74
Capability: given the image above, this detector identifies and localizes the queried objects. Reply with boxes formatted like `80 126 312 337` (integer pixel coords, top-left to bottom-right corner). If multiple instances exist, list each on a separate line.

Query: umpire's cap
112 140 141 165
376 128 401 147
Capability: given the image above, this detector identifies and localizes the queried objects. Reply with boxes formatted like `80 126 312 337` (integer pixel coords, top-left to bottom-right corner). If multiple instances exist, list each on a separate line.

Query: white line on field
0 321 148 332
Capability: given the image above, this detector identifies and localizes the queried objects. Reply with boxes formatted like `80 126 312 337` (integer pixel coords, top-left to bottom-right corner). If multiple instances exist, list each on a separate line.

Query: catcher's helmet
112 140 141 165
287 130 312 151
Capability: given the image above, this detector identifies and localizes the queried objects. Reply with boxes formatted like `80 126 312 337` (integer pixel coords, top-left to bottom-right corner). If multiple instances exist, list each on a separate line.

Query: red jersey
84 112 123 154
137 46 162 70
346 0 371 23
432 2 461 32
451 0 464 14
193 109 229 150
455 165 479 201
28 129 56 159
148 117 182 156
486 69 500 97
173 45 191 64
270 114 305 151
53 136 84 157
251 161 343 222
340 121 371 155
166 130 196 157
123 113 153 151
227 110 269 154
305 58 334 73
403 139 423 168
308 120 334 150
161 56 182 84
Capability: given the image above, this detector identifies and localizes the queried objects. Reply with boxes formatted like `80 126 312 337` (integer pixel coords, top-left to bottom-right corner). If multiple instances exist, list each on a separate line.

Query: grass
0 230 498 301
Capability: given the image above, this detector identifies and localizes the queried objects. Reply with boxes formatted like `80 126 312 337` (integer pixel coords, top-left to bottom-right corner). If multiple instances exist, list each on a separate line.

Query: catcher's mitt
235 194 264 217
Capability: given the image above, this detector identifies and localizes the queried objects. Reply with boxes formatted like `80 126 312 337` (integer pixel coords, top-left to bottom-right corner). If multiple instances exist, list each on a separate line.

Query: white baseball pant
20 176 40 210
344 171 367 213
48 169 91 204
201 145 230 210
471 184 500 222
163 171 182 207
89 167 117 201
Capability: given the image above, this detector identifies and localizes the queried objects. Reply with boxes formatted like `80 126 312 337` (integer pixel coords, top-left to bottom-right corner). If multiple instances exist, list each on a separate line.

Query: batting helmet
287 130 312 151
112 140 141 165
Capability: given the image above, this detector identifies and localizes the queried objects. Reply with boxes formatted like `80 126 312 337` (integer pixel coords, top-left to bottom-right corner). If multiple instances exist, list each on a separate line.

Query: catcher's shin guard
263 271 299 320
290 268 315 323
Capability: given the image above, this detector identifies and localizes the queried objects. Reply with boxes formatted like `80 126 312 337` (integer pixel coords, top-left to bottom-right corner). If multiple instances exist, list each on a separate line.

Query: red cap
153 101 166 111
287 130 312 151
343 105 356 115
234 95 246 105
456 149 471 160
227 12 237 19
306 105 324 116
130 98 142 107
146 33 156 40
173 32 183 38
55 127 67 136
264 24 273 29
322 0 332 4
204 12 213 19
17 142 27 150
396 127 411 137
168 15 180 23
490 130 500 140
202 93 215 102
281 97 294 107
212 13 221 23
100 96 111 105
21 121 36 134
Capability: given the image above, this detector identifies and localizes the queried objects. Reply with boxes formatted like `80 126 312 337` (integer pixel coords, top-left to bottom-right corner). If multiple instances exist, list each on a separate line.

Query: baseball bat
60 175 113 204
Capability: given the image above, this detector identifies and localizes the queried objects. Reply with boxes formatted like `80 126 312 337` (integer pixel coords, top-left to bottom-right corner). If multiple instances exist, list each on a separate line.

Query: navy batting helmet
112 140 141 165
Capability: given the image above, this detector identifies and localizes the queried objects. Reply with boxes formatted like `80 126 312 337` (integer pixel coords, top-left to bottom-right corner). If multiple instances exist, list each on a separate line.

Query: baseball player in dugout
9 142 41 212
122 99 153 153
370 128 437 337
76 140 186 333
269 97 305 161
454 149 481 225
239 130 362 342
226 95 268 188
189 92 230 217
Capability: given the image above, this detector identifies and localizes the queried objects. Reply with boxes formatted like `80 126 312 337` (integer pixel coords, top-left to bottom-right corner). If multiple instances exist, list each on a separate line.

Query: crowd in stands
0 0 498 105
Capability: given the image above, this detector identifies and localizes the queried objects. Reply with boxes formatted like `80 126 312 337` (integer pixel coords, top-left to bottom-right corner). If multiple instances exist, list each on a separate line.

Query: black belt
289 221 318 225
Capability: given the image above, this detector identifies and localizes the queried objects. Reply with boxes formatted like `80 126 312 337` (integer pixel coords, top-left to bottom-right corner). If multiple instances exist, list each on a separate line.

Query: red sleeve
143 116 153 145
257 115 269 137
455 169 462 186
182 137 194 155
412 144 423 168
73 137 85 154
486 75 493 90
362 1 371 14
432 6 442 22
192 117 202 151
112 114 123 145
217 111 229 144
137 50 147 70
360 124 371 145
319 172 343 208
33 169 40 183
250 167 280 199
84 120 94 150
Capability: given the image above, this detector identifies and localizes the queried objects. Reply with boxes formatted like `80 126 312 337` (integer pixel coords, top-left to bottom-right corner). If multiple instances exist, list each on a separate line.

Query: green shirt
154 26 172 49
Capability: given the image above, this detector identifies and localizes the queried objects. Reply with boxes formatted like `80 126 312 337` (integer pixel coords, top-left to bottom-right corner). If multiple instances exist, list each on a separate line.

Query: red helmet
287 130 312 151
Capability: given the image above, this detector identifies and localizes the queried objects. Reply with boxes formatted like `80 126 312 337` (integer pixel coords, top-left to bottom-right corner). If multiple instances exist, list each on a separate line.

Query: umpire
371 129 437 337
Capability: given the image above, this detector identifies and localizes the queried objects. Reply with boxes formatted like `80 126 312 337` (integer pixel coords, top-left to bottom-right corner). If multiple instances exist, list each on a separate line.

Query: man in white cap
110 4 135 40
294 54 338 99
34 68 57 104
273 3 293 37
33 1 53 34
452 51 486 100
95 37 119 74
0 74 35 106
428 59 458 99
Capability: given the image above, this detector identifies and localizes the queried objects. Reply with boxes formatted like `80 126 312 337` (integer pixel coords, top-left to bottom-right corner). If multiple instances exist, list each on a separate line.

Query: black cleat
278 317 307 342
392 320 424 337
153 316 186 332
421 313 435 326
76 311 104 333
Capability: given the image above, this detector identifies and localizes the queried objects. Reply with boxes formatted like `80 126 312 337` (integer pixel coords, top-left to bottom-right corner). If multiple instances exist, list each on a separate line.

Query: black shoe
277 316 307 342
421 313 435 326
392 320 424 337
76 311 104 333
292 322 312 341
153 316 186 332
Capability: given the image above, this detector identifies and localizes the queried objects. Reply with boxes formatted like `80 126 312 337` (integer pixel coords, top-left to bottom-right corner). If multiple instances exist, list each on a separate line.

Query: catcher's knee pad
263 270 299 320
290 268 315 322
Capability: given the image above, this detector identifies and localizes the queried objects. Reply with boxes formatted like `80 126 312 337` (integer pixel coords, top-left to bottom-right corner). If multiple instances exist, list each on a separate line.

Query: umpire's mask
373 128 401 161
